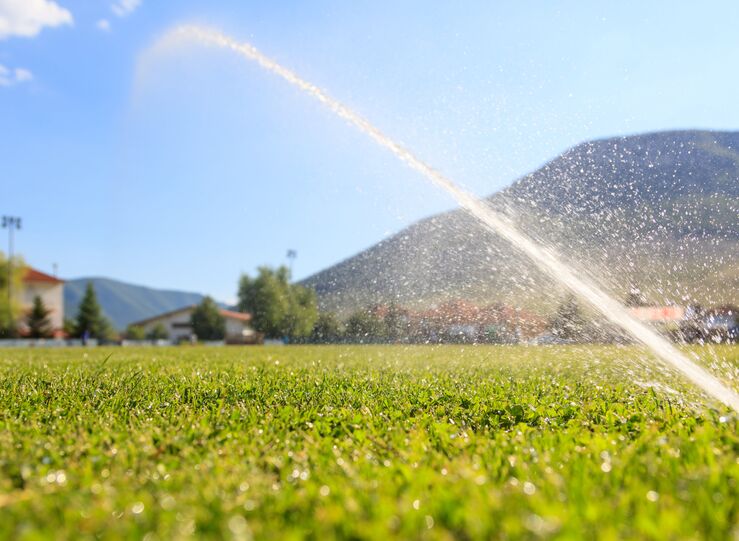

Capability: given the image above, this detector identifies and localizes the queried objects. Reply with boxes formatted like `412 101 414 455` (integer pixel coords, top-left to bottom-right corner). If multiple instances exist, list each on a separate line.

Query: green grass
0 345 737 540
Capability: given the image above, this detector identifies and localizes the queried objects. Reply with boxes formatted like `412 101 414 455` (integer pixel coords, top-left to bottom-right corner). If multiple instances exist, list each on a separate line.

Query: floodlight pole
286 249 297 280
2 216 21 308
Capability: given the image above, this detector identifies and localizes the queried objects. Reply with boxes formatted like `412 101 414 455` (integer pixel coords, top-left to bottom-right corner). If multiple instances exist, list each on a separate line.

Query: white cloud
96 18 110 32
0 0 73 40
111 0 140 18
0 63 33 86
14 67 32 82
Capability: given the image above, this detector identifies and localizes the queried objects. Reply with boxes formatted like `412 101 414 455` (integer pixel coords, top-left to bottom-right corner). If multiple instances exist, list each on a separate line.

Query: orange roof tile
220 309 252 322
23 267 64 284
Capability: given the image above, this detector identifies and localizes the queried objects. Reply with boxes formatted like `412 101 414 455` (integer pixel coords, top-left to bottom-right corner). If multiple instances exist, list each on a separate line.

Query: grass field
0 345 737 540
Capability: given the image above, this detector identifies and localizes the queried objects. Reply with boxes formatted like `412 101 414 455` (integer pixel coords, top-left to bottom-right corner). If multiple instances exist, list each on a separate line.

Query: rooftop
23 267 64 285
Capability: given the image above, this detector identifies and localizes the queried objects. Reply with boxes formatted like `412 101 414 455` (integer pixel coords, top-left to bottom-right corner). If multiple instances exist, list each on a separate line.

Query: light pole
286 249 297 279
2 216 21 308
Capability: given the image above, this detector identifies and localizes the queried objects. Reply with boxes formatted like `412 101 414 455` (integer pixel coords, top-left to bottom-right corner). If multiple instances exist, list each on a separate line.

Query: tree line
8 257 733 345
126 265 320 343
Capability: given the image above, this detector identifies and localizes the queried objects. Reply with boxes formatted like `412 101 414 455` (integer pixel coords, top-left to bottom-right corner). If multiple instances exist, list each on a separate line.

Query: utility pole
286 249 297 280
2 216 22 309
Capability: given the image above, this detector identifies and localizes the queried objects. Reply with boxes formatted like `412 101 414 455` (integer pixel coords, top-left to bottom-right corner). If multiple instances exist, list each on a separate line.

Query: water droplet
228 515 248 535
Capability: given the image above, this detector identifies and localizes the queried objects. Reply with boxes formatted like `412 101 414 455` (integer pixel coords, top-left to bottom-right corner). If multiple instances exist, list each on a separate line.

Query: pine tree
74 282 112 340
26 295 53 338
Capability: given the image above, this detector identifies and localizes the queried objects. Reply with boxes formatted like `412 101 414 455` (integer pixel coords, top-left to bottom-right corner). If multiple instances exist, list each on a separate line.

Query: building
131 305 257 343
408 300 547 343
628 305 686 323
18 267 65 336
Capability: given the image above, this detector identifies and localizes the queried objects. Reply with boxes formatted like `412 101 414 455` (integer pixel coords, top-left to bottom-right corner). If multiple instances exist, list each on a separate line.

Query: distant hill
302 130 739 315
64 278 214 330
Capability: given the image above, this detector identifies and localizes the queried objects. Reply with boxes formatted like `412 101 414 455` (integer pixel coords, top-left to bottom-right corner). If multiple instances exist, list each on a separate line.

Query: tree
26 295 53 338
0 252 25 337
345 309 386 343
384 301 405 342
190 297 225 341
310 312 343 343
74 282 114 341
146 322 169 341
125 325 146 340
624 285 647 307
549 295 588 341
238 267 290 338
237 266 318 340
63 318 76 337
283 285 319 341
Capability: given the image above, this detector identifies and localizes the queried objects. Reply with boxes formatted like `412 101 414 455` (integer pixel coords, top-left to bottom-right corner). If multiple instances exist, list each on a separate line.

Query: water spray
150 25 739 413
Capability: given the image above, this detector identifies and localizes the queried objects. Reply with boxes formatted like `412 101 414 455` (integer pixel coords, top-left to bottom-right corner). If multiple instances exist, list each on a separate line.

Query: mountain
64 277 212 330
302 130 739 315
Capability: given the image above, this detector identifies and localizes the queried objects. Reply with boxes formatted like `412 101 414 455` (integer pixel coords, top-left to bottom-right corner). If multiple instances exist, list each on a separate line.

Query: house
18 267 65 336
628 305 686 323
409 300 547 343
130 305 258 344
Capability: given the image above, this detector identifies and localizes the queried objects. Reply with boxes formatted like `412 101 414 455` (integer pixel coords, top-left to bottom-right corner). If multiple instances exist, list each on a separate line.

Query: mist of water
149 25 739 413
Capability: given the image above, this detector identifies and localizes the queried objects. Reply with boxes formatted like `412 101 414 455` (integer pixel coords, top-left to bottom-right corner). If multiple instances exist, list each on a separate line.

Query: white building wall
21 282 64 330
140 309 194 342
225 318 254 340
137 308 254 342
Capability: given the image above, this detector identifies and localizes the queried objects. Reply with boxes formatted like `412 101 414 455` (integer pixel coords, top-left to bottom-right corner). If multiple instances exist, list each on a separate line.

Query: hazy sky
2 1 738 302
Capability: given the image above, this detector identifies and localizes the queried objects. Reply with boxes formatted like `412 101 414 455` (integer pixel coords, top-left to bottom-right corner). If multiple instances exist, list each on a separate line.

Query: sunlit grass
0 345 737 539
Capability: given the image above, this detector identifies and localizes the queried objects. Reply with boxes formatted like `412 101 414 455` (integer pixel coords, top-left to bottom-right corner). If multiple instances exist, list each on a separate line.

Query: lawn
0 345 737 540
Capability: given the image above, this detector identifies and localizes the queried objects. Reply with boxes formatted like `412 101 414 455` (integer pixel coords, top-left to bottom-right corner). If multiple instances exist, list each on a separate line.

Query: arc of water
161 25 739 412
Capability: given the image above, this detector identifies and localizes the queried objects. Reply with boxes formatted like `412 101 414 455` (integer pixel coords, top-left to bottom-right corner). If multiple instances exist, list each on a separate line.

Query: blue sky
2 1 738 302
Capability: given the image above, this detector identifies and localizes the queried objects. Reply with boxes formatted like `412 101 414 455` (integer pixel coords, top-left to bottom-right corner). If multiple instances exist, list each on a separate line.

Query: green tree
624 285 647 307
26 295 53 338
146 322 169 341
237 266 318 340
73 282 114 340
345 309 386 343
384 301 405 342
284 285 319 342
0 252 25 337
125 325 146 340
190 297 225 341
550 295 588 341
310 312 343 343
62 318 76 337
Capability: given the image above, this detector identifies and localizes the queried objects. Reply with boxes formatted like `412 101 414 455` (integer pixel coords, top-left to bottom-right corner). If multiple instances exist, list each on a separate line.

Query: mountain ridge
64 277 219 330
301 129 739 315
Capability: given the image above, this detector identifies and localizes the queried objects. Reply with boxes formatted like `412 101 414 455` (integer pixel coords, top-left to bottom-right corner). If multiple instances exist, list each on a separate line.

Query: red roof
23 267 64 284
130 305 253 327
220 309 252 322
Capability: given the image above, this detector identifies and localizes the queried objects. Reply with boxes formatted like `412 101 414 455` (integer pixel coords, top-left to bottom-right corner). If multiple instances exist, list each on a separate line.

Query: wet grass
0 345 737 540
